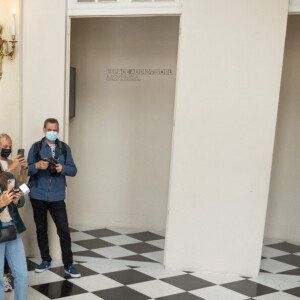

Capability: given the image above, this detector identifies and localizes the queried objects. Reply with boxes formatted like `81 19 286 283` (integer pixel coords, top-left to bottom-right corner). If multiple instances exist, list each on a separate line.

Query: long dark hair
0 169 8 190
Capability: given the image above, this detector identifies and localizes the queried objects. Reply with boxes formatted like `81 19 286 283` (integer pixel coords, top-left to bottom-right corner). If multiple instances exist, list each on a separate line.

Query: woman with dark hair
0 133 28 292
0 169 28 299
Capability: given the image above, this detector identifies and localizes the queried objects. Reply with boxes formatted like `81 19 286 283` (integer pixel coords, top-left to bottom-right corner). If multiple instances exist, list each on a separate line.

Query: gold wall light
0 8 18 80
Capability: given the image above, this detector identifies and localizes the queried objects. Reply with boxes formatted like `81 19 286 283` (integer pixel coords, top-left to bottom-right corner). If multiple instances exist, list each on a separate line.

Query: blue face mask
46 131 58 141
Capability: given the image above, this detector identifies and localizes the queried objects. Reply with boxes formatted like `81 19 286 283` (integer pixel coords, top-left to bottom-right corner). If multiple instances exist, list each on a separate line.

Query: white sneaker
3 276 12 292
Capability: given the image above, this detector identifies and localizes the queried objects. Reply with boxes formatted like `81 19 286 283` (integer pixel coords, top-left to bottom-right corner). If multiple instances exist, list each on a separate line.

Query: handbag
0 225 17 243
0 204 17 243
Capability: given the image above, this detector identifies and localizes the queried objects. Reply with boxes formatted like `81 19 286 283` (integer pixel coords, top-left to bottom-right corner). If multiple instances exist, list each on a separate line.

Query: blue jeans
0 223 28 300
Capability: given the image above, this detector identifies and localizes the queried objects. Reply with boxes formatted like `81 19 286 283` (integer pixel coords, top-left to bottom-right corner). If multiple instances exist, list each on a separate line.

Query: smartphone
17 149 25 158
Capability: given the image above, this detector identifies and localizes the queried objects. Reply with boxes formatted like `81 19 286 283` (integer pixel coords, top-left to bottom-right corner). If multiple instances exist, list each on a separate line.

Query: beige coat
7 159 28 186
0 159 28 186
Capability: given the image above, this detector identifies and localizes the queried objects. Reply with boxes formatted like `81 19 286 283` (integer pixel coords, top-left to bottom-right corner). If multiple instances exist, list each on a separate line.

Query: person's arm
60 145 77 177
7 156 21 173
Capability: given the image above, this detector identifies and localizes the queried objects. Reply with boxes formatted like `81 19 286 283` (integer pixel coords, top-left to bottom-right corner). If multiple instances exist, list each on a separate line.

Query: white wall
165 0 289 276
0 0 21 157
69 17 179 232
265 15 300 242
22 0 67 258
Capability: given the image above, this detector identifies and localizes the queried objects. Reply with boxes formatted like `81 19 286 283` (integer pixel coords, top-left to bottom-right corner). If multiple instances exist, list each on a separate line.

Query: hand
55 164 63 173
8 155 22 171
0 190 14 208
19 157 28 169
35 160 49 170
12 190 23 205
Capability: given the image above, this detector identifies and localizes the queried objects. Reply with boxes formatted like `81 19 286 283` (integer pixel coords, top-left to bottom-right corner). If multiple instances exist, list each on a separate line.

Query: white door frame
64 0 300 141
64 11 181 141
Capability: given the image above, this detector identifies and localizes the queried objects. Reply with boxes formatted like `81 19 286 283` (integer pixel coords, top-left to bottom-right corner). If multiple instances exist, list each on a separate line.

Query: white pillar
165 0 289 276
22 0 66 258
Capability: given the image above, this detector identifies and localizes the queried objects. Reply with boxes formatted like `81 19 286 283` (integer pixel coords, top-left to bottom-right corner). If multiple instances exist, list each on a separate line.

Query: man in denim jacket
27 118 80 278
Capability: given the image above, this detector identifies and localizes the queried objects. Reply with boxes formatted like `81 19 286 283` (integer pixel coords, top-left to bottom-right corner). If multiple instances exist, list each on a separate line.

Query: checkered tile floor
5 228 300 299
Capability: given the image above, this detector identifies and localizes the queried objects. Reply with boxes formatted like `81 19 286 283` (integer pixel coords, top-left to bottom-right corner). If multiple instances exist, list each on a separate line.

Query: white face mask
46 131 58 141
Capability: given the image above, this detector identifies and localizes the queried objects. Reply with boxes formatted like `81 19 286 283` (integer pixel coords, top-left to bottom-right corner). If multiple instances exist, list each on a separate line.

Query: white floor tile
254 291 300 299
135 264 185 279
48 259 64 268
70 232 95 242
81 260 130 274
250 273 300 291
68 274 123 292
92 246 136 259
109 228 144 235
100 235 141 246
258 272 300 282
146 239 165 249
260 259 298 273
129 279 184 298
141 251 164 263
262 246 289 258
192 272 244 285
28 270 65 286
191 285 249 300
72 255 107 263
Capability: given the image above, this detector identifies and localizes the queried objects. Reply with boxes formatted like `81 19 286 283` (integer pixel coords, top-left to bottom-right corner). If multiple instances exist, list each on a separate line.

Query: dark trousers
30 198 73 268
4 257 9 274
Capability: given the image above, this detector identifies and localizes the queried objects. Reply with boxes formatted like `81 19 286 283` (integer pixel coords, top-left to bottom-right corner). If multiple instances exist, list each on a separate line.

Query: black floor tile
162 274 214 291
83 228 120 238
285 286 300 297
279 268 300 276
94 286 149 300
26 259 38 271
122 242 162 254
73 250 106 258
222 280 277 297
157 292 205 300
128 231 164 242
267 242 300 253
74 238 114 249
31 280 87 299
272 254 300 267
68 227 78 232
115 255 158 263
259 269 270 273
50 264 98 278
104 269 154 285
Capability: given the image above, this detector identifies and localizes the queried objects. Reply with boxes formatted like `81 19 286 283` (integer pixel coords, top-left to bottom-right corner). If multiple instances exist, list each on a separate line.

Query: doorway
262 15 300 275
67 16 180 249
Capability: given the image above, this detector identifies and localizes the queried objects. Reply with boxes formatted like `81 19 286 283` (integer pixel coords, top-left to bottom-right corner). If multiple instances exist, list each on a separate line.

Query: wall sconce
0 9 18 80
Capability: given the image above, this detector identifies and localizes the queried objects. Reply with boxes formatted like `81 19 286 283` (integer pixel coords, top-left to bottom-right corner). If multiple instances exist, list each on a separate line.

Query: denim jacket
27 139 77 201
0 173 26 237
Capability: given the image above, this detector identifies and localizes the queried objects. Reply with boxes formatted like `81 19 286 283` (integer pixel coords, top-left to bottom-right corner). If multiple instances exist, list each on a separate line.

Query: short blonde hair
0 133 11 145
